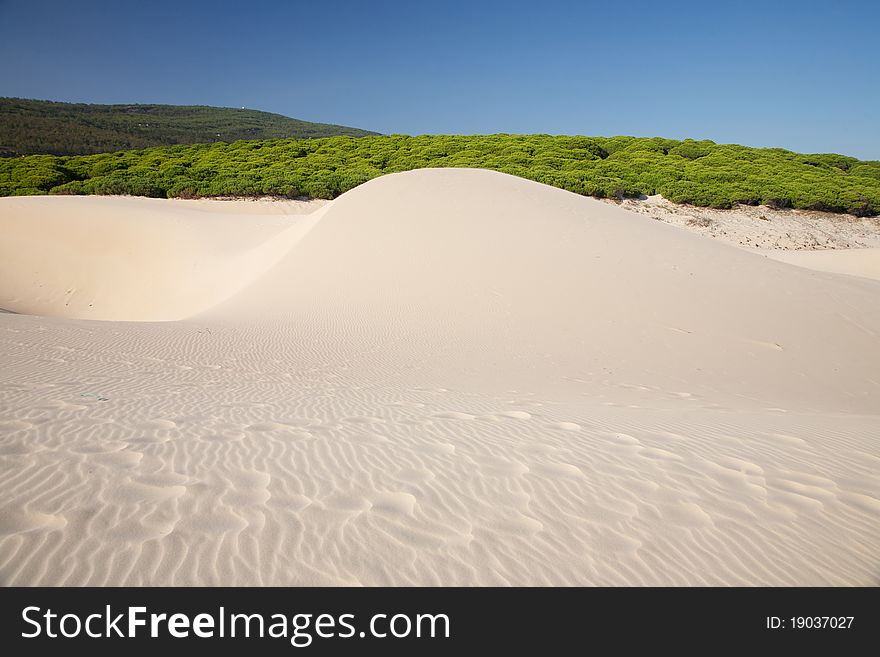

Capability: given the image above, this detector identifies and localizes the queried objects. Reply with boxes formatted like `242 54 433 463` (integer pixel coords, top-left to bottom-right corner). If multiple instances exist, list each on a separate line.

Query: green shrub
2 135 877 216
50 180 87 195
668 140 714 160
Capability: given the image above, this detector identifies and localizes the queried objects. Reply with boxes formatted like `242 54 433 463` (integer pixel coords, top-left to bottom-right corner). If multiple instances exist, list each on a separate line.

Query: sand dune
1 169 878 585
759 247 880 282
0 195 327 321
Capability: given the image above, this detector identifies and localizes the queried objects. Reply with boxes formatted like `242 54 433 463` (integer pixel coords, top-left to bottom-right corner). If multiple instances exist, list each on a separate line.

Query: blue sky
1 0 878 159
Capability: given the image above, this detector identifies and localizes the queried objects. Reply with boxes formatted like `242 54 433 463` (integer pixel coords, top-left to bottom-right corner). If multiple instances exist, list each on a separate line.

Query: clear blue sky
1 0 878 159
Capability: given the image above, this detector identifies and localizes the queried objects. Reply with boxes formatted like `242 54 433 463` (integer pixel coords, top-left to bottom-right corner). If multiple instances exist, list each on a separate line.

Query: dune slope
760 247 880 282
0 195 326 321
0 169 878 585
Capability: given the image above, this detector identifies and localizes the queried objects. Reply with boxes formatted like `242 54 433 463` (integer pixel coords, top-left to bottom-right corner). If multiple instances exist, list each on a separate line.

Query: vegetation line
2 134 878 216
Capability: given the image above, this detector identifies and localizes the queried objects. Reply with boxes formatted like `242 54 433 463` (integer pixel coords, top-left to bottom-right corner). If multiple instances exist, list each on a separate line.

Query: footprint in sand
224 470 271 505
531 462 583 478
606 432 641 446
662 502 714 528
765 432 807 446
637 446 682 461
546 421 581 431
497 411 532 420
0 509 67 535
115 480 187 504
370 492 418 515
432 411 476 420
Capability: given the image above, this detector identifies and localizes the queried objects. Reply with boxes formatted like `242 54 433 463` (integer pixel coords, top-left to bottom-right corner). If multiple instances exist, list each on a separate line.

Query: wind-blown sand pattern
1 169 878 585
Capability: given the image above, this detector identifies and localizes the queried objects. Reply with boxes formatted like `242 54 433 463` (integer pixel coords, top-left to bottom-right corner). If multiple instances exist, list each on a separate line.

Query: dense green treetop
0 98 379 156
2 134 878 216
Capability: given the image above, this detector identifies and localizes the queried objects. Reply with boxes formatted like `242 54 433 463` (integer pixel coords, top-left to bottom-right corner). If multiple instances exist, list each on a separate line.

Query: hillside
1 134 878 216
0 98 379 156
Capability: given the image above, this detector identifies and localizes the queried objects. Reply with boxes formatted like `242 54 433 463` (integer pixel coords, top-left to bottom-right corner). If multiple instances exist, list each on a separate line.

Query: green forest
0 98 379 156
2 134 879 216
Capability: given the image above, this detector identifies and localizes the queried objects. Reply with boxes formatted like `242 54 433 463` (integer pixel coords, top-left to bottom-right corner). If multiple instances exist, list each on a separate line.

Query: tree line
1 134 878 216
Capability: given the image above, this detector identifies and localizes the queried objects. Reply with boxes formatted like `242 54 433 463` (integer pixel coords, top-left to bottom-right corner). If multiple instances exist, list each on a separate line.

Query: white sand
1 169 878 585
609 193 880 250
757 247 880 282
0 195 327 321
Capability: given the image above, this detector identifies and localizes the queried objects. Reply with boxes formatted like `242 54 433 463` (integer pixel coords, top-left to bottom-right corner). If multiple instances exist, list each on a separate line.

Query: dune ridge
0 169 878 585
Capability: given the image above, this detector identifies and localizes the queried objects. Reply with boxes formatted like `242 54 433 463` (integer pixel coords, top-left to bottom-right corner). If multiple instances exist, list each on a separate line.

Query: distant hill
0 98 380 156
